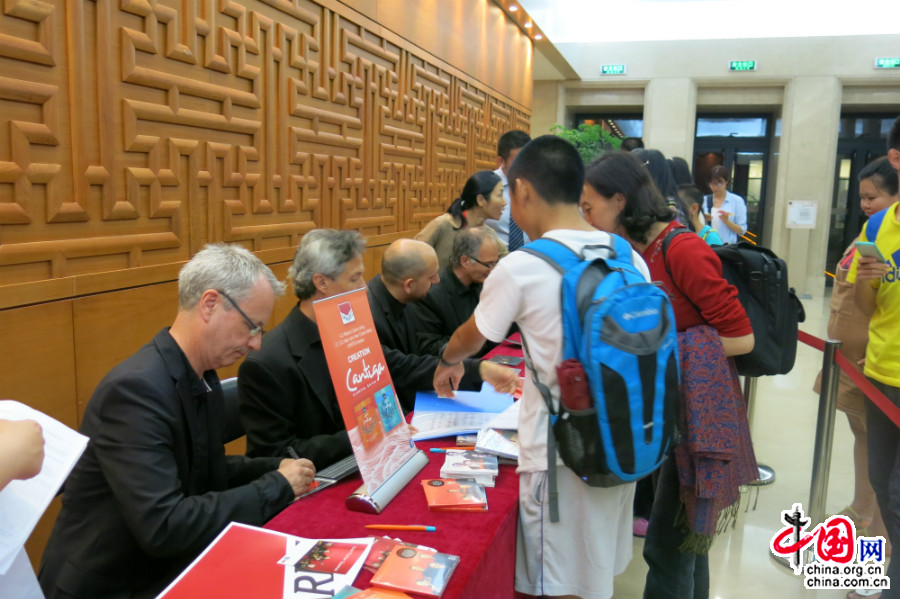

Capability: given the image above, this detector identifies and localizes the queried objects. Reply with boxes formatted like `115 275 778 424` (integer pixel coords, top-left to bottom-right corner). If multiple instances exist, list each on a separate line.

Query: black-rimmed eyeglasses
468 256 498 269
218 289 266 336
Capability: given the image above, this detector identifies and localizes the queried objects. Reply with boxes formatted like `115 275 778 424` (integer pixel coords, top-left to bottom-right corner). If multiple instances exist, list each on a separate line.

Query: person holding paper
0 419 44 490
0 418 44 599
39 244 315 599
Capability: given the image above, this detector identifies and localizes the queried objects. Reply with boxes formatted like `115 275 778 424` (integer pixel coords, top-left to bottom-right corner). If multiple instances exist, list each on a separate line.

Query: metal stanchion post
744 376 775 485
771 338 844 571
808 339 843 528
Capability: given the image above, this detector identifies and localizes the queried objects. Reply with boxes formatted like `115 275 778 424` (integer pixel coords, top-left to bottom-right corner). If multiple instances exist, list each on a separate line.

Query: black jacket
412 266 496 357
39 329 292 599
239 305 352 465
367 275 483 411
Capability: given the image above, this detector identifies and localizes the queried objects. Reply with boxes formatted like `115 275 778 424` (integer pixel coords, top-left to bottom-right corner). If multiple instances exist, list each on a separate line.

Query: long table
265 437 519 599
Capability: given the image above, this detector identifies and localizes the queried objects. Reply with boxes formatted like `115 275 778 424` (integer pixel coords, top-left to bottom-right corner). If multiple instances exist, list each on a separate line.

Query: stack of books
421 478 488 512
439 450 499 487
369 545 460 598
474 428 519 464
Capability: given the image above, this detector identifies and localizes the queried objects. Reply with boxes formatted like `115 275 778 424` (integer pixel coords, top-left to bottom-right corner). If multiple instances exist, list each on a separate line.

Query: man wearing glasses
414 227 502 358
39 244 315 599
366 238 497 411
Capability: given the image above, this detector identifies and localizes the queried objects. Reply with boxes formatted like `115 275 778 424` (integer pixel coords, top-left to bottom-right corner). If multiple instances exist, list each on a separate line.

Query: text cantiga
346 359 386 392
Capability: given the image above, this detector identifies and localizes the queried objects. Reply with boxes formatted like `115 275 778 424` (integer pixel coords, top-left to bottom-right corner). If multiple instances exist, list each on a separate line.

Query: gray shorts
515 468 635 599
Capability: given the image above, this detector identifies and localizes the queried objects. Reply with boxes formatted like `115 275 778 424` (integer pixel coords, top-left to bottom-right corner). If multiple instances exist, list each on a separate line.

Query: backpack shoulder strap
520 238 580 273
606 233 637 270
660 227 704 317
865 206 890 241
519 332 561 523
705 195 712 214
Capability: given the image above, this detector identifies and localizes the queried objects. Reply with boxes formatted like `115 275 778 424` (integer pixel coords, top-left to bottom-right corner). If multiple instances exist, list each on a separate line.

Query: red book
369 545 459 598
420 479 487 512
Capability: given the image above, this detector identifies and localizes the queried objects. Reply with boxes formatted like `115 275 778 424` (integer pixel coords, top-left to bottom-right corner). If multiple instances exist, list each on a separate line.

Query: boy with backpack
433 136 651 599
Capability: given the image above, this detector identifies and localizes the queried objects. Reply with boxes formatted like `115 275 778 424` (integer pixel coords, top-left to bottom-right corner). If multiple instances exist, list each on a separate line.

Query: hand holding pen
278 447 317 496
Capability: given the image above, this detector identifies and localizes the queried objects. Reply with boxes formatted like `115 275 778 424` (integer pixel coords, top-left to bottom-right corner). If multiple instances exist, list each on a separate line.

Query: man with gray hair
39 244 315 599
413 227 501 357
239 229 367 465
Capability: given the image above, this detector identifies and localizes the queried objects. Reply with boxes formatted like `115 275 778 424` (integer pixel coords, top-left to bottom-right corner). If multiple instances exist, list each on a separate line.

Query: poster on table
313 288 417 494
155 523 373 599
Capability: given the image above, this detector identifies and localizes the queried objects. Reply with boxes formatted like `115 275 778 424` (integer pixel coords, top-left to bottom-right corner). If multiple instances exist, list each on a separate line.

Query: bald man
367 238 506 411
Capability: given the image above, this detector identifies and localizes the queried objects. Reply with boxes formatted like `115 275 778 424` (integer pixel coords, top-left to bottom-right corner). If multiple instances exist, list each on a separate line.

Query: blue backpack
521 235 680 522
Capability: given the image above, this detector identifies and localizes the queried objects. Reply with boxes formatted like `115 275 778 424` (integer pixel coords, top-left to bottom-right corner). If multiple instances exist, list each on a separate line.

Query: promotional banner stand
345 449 429 514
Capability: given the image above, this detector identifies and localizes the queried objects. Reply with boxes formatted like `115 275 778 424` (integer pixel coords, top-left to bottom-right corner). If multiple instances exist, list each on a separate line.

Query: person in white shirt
485 130 531 251
703 165 748 244
435 135 646 599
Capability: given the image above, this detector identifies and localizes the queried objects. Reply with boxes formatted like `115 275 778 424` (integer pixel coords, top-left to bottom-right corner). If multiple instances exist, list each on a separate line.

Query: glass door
693 115 772 243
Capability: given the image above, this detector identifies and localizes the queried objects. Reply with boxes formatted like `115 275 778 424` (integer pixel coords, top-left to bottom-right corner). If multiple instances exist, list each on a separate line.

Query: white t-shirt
474 228 651 473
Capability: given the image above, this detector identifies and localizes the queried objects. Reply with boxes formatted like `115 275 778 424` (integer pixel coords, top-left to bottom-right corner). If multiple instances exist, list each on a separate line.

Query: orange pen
364 524 436 532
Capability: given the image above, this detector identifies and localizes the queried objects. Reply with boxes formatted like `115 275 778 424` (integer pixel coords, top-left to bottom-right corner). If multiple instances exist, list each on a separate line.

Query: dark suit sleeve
411 295 450 356
224 455 284 488
90 376 295 559
238 356 351 466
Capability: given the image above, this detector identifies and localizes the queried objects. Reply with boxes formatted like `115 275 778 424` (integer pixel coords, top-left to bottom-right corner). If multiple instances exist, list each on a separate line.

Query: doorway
693 115 772 242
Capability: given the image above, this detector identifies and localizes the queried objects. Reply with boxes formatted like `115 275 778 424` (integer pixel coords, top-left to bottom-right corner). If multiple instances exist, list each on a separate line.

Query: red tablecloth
265 437 519 599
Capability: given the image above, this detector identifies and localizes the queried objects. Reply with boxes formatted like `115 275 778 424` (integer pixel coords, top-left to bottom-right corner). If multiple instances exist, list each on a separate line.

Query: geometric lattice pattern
0 0 531 297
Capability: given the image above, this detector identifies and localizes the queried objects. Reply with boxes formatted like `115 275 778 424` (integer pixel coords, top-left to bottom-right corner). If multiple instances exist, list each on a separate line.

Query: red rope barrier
797 329 900 429
797 330 825 352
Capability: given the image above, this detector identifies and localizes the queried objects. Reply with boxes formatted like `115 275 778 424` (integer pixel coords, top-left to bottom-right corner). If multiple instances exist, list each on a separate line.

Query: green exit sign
876 57 900 69
601 64 626 75
729 60 757 71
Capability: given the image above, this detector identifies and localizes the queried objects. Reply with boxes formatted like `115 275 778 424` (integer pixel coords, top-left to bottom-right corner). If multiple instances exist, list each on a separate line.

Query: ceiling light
535 33 543 40
509 4 518 11
524 21 532 28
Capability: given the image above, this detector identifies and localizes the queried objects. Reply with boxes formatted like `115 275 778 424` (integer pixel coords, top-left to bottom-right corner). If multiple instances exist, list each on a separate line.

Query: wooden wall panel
0 0 531 308
1 0 530 571
71 282 179 421
0 302 77 428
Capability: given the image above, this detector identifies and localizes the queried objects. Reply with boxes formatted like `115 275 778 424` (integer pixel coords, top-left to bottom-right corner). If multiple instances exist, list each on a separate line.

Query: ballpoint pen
286 447 318 490
364 524 436 532
429 447 475 453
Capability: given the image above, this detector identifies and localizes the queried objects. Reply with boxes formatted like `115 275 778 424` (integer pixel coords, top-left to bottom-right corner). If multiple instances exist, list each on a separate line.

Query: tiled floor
613 293 869 598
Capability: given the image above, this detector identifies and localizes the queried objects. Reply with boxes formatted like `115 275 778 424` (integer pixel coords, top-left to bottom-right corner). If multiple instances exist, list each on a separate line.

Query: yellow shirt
848 201 900 387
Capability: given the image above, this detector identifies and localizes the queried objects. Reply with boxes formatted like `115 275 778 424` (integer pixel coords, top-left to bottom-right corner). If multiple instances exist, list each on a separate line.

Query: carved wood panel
0 0 531 306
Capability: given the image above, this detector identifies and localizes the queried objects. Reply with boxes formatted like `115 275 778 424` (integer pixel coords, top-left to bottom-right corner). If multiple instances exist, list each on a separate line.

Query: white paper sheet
0 547 43 599
0 401 88 575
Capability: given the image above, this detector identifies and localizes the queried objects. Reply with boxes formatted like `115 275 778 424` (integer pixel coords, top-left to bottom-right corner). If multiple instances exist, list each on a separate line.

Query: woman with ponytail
415 170 508 269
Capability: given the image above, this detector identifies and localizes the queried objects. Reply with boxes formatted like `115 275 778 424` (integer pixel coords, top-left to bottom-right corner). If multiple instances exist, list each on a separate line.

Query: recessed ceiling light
524 21 532 28
509 4 518 11
535 33 543 40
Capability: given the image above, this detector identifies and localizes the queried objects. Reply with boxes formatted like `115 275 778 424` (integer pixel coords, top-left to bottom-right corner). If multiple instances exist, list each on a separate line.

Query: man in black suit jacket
239 233 517 464
367 238 498 411
414 227 501 357
239 229 370 464
39 245 315 599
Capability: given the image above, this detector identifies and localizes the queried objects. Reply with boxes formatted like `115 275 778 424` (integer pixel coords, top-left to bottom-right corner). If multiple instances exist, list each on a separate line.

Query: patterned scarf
674 325 758 554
